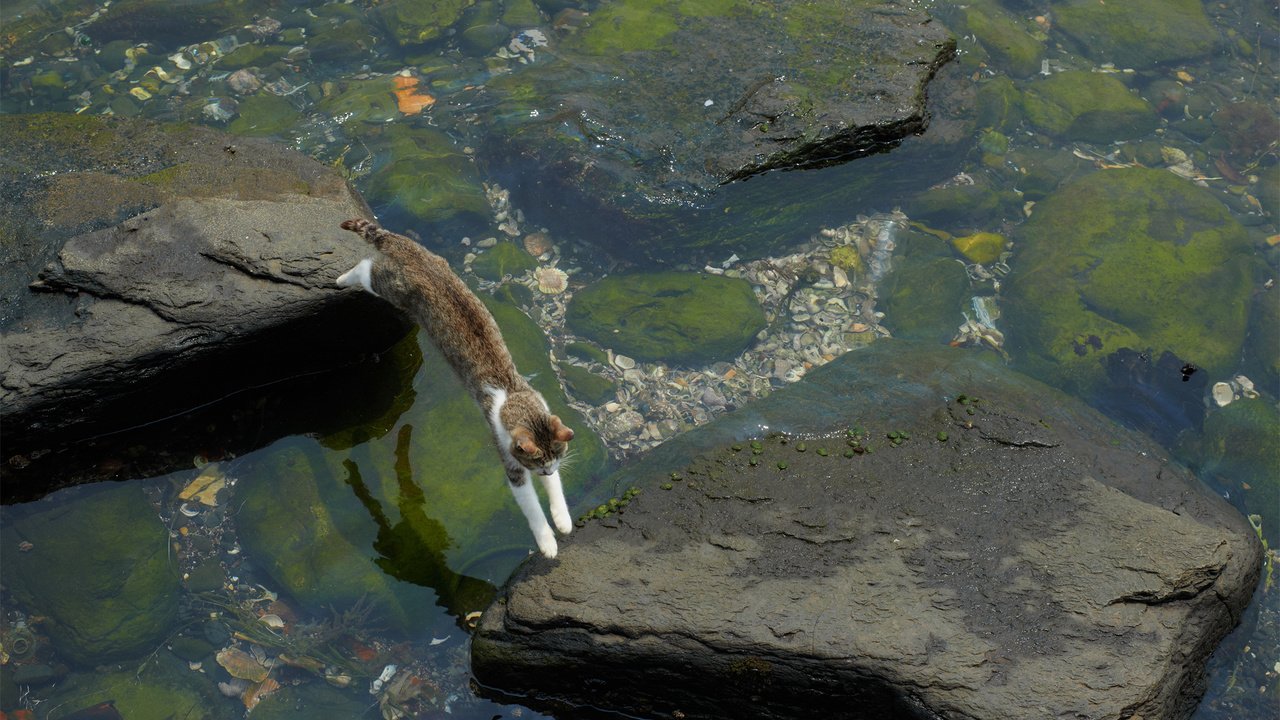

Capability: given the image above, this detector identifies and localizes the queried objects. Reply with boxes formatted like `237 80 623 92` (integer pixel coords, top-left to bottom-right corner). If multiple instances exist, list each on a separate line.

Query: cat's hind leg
509 473 558 559
336 257 379 296
539 471 574 536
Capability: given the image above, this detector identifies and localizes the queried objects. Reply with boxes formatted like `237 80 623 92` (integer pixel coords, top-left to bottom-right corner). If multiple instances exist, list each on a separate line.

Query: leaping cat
337 219 574 559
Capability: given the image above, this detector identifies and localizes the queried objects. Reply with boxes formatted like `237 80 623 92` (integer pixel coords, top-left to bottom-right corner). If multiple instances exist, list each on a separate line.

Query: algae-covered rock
567 272 766 365
377 0 474 46
471 242 537 281
318 77 401 125
960 1 1045 78
1190 399 1280 546
251 683 369 719
227 94 303 138
974 76 1024 133
1006 168 1256 396
1022 70 1157 143
237 440 432 633
0 484 179 665
365 124 488 229
904 173 1022 227
42 653 235 720
560 364 617 405
1055 0 1216 69
880 257 970 343
951 231 1006 265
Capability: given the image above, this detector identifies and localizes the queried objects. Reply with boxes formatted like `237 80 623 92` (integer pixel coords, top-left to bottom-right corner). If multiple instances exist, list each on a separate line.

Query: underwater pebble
1212 382 1235 407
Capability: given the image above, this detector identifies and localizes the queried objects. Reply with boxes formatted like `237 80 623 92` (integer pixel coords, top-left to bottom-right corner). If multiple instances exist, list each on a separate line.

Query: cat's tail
340 218 391 249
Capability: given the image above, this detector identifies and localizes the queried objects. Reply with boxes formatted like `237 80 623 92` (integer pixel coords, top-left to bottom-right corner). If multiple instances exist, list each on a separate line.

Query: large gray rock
0 114 409 500
472 342 1261 720
482 0 956 260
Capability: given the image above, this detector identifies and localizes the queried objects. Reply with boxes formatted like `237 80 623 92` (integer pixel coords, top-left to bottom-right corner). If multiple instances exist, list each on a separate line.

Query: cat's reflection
342 424 495 627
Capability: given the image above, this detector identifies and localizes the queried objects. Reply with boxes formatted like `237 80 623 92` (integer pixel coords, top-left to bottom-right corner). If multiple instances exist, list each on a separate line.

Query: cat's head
509 414 575 476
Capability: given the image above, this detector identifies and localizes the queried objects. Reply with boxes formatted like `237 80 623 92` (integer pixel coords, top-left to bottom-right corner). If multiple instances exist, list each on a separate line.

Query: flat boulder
473 342 1261 720
0 114 409 500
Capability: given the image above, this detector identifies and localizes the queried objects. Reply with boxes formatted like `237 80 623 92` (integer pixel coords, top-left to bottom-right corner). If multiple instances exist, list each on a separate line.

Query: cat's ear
511 427 540 455
550 415 575 442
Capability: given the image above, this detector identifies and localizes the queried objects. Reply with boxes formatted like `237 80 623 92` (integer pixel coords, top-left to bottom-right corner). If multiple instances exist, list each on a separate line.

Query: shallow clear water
1 0 1276 718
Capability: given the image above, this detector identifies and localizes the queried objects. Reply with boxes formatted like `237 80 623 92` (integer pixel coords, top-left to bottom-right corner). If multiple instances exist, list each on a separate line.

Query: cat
336 218 575 559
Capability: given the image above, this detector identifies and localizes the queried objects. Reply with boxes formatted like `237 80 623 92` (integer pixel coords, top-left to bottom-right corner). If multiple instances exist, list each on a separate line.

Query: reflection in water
343 423 496 627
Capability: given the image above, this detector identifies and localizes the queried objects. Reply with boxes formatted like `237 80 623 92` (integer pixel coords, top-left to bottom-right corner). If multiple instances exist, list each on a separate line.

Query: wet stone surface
473 342 1262 720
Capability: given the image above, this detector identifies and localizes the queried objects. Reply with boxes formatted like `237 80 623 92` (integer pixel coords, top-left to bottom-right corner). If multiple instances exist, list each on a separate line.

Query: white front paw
551 508 574 536
535 528 558 559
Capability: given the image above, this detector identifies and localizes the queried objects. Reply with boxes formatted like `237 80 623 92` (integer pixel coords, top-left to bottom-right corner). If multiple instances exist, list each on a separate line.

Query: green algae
1187 398 1280 546
880 255 972 343
42 653 234 720
377 0 476 46
1054 0 1216 69
318 77 401 125
1021 71 1156 143
560 364 618 405
0 484 179 665
961 1 1044 78
227 94 302 137
365 124 489 227
1006 168 1256 395
567 271 766 365
471 241 537 281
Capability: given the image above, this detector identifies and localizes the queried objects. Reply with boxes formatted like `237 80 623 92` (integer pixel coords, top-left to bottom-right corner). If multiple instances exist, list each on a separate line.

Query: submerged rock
1054 0 1217 69
1005 167 1257 397
473 342 1261 720
1021 70 1157 143
481 0 955 259
567 271 766 365
0 484 180 665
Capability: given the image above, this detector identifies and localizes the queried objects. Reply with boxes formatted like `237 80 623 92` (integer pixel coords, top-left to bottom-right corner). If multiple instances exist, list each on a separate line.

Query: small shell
534 266 568 294
129 86 152 101
612 354 636 370
1211 382 1235 407
523 231 553 257
259 614 286 629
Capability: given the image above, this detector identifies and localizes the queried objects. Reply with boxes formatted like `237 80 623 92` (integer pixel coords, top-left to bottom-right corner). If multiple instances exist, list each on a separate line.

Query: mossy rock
41 653 235 720
236 440 432 633
365 125 489 227
501 0 545 27
974 76 1023 133
217 44 290 71
1055 0 1216 69
252 682 369 719
0 484 180 666
318 77 401 125
472 242 537 281
962 1 1044 78
377 0 475 46
1189 399 1280 546
1022 71 1156 143
904 175 1022 227
880 257 970 343
1006 168 1256 395
560 364 618 405
566 341 611 365
951 232 1006 265
227 94 302 138
567 272 766 365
